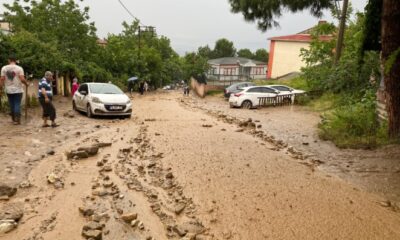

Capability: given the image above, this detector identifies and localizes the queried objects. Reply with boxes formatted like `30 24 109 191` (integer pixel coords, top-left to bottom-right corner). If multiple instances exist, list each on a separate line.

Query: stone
102 181 113 188
79 206 96 217
78 147 99 156
0 203 24 221
174 203 186 215
83 221 103 231
102 165 112 172
92 190 108 197
0 220 17 234
19 181 31 189
130 219 139 227
46 149 55 155
47 173 60 184
0 185 17 198
94 142 112 148
121 213 137 223
138 221 144 230
165 172 174 179
66 150 89 160
173 225 187 237
147 163 156 168
82 229 102 240
67 111 75 118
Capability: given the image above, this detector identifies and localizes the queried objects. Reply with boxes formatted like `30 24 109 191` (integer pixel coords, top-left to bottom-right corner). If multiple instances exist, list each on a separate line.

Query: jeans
7 93 23 118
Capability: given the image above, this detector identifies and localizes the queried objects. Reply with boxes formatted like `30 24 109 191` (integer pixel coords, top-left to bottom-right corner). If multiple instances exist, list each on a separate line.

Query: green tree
182 52 209 82
197 45 213 59
211 38 236 58
3 0 101 79
253 49 269 62
237 48 254 59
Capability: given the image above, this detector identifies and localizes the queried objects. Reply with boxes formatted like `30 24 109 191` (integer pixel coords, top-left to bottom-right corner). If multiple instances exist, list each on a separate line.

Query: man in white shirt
0 54 28 124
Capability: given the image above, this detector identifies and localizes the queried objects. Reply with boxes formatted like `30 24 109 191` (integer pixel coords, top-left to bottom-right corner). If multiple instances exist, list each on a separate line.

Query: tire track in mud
78 121 211 240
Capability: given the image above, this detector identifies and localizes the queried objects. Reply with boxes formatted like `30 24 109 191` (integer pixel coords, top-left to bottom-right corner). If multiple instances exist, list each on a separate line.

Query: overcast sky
0 0 368 55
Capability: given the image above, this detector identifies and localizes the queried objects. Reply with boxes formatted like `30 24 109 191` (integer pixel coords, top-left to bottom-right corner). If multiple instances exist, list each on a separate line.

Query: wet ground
184 95 400 204
0 91 399 239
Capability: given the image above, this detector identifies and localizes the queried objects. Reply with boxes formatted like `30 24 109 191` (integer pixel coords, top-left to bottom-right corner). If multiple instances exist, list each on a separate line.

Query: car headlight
92 97 103 104
126 99 131 104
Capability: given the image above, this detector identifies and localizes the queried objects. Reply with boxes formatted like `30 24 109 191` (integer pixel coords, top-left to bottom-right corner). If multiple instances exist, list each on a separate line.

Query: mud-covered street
1 91 400 240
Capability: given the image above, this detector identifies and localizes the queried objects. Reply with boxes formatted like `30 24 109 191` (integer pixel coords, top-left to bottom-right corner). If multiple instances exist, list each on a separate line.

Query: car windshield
89 84 123 94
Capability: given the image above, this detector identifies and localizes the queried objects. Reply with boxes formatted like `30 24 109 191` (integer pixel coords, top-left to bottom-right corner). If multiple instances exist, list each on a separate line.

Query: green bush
319 90 386 148
206 89 224 96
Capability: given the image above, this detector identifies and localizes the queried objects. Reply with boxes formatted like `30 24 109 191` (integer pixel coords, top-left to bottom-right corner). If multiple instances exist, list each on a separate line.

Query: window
247 87 263 93
261 87 276 93
274 86 291 91
78 84 88 93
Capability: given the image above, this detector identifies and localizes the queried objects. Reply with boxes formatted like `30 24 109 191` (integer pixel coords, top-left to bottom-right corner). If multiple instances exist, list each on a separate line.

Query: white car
266 85 305 94
229 86 280 109
73 83 132 118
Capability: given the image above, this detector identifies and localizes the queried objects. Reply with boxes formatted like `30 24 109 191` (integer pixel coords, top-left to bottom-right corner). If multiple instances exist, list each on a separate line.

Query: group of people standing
0 54 58 127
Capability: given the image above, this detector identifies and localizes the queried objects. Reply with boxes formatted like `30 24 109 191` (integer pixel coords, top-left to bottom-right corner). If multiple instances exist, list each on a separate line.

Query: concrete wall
269 41 310 79
191 77 206 98
190 77 225 98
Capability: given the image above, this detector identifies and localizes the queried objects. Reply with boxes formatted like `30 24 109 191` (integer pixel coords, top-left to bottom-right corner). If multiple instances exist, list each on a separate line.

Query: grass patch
307 92 340 112
318 90 390 149
206 89 224 96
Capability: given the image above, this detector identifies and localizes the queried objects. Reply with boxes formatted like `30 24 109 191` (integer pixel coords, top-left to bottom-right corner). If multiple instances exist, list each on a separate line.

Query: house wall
268 41 310 79
208 64 267 81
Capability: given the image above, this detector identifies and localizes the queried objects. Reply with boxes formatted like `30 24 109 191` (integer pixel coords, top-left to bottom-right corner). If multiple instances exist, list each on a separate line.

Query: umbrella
127 76 138 82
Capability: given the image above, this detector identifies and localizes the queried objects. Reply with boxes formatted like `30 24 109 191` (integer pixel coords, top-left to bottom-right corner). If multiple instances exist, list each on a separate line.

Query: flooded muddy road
185 95 400 204
0 92 399 240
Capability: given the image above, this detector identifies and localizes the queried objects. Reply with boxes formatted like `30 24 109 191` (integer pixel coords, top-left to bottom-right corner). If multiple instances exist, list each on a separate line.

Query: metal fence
258 93 306 107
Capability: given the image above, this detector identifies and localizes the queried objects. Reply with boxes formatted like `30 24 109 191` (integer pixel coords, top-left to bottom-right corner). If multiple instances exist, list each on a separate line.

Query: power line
117 0 145 26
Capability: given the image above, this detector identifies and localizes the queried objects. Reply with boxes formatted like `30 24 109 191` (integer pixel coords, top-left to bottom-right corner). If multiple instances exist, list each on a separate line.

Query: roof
268 34 332 43
208 57 266 66
268 21 333 43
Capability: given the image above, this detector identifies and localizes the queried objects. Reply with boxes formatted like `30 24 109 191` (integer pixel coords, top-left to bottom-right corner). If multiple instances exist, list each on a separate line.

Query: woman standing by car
71 77 79 96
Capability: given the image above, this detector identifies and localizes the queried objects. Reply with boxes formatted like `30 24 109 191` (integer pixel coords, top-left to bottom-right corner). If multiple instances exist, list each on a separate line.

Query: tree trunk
382 0 400 138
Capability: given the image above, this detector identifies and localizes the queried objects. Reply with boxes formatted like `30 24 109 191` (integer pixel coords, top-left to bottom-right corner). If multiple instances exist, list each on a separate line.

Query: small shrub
206 89 224 96
318 90 386 148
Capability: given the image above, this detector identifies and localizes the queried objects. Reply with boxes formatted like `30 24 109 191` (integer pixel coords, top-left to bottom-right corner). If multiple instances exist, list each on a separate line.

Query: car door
76 84 88 110
246 87 264 106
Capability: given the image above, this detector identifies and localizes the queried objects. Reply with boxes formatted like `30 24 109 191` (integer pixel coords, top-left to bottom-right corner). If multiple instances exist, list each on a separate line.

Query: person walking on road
0 54 28 125
139 81 144 95
144 81 148 92
71 77 79 96
39 71 58 128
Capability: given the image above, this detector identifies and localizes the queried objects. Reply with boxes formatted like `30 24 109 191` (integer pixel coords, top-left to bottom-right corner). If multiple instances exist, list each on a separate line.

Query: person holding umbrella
0 54 28 125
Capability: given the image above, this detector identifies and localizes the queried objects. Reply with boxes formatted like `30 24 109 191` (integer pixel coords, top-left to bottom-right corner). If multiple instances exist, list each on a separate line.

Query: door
76 84 88 110
246 87 264 106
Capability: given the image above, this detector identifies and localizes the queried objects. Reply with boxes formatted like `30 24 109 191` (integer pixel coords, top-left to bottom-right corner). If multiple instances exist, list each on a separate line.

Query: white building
207 57 267 82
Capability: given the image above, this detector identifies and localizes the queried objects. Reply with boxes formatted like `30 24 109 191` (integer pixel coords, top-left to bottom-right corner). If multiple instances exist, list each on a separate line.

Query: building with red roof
267 21 332 79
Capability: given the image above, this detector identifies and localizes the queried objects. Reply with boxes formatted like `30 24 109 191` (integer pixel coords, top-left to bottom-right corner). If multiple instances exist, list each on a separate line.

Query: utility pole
334 0 349 65
137 26 156 77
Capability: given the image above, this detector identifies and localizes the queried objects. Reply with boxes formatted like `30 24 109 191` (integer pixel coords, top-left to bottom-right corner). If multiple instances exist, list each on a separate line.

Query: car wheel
87 104 93 118
242 100 252 109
